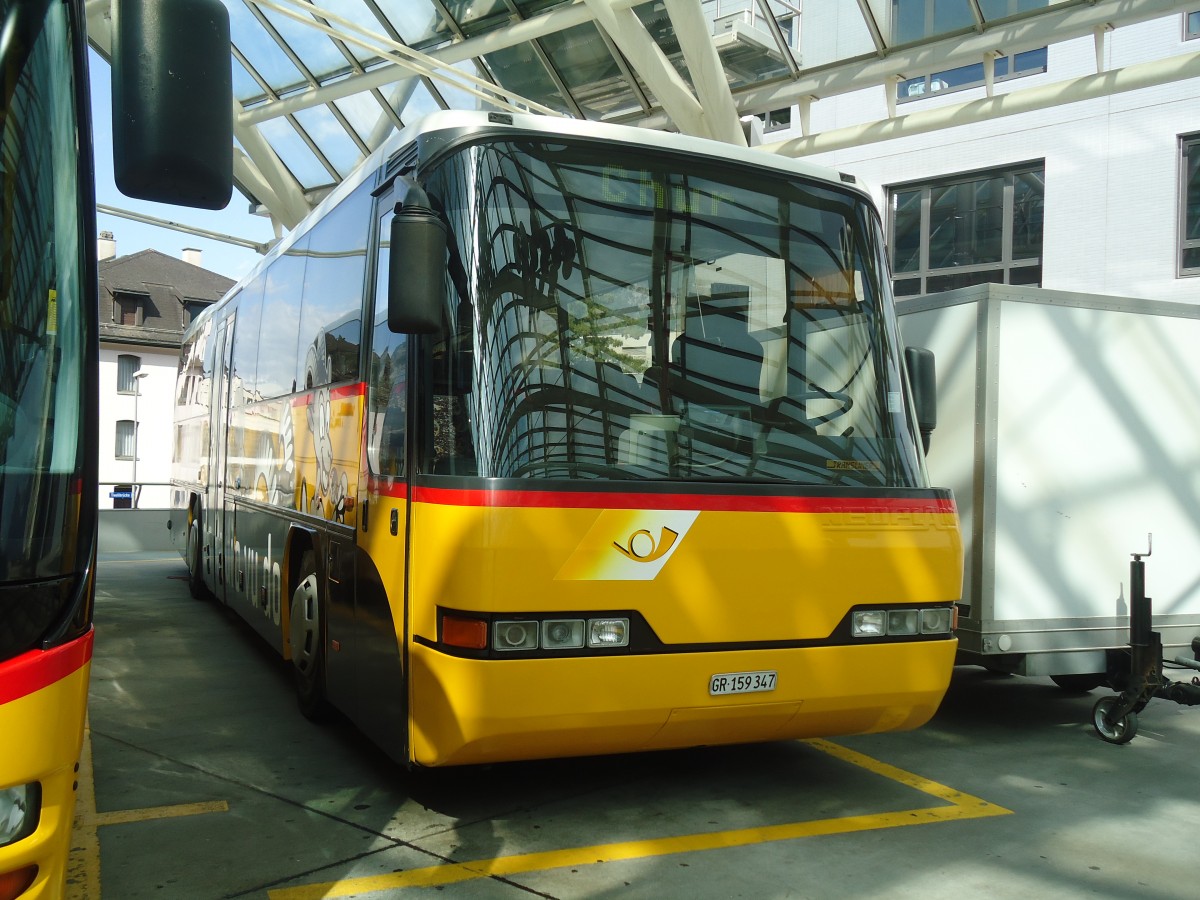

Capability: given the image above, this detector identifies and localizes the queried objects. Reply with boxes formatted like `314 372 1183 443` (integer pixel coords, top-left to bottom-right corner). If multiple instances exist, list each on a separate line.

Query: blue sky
89 49 275 283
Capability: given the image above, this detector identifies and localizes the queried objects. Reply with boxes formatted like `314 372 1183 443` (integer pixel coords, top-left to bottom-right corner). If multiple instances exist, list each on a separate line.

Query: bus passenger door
352 183 412 761
206 315 234 603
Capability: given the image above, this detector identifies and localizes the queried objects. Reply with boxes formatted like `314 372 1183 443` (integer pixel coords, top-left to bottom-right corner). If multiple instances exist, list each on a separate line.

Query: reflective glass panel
1011 170 1045 261
0 0 88 616
420 140 923 487
928 176 1003 268
892 190 922 273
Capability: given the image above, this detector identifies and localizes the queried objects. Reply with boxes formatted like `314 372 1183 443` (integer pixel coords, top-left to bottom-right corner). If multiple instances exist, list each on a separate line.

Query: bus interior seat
670 284 763 406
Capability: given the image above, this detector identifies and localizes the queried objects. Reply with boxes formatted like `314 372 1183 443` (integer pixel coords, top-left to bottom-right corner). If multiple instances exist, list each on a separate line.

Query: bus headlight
0 783 39 847
542 619 585 650
441 609 636 655
852 607 953 637
920 607 953 634
588 618 629 647
887 610 920 635
494 620 539 651
851 611 886 637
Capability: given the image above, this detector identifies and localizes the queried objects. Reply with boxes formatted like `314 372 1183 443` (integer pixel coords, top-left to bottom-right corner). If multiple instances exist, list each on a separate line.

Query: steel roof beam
237 0 658 127
639 0 1196 126
664 0 746 145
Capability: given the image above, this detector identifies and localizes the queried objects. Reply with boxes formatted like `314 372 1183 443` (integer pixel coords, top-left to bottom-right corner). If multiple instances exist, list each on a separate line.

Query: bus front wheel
290 549 330 720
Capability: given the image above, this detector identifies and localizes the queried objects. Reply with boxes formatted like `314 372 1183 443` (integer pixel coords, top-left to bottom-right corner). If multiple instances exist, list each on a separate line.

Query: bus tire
187 509 207 601
290 549 330 720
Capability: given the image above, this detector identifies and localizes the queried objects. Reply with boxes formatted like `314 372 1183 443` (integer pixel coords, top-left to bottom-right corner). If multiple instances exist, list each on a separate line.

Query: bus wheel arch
287 531 330 719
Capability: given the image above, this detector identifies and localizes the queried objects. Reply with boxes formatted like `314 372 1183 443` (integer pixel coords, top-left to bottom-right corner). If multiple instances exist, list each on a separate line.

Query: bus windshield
0 0 89 657
423 139 924 486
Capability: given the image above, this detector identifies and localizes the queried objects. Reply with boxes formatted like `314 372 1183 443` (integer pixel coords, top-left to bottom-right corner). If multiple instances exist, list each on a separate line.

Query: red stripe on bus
0 629 94 706
367 477 410 499
291 382 367 407
407 485 956 515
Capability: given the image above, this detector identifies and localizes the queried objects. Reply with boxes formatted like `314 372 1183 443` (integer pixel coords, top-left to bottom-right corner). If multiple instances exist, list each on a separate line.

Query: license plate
709 670 777 696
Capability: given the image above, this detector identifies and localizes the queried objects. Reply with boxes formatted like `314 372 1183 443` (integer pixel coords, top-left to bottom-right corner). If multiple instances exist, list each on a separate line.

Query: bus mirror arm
904 346 937 454
388 185 449 335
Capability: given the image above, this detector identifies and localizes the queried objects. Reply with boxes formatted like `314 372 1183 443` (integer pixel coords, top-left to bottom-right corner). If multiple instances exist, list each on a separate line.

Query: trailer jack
1092 538 1200 744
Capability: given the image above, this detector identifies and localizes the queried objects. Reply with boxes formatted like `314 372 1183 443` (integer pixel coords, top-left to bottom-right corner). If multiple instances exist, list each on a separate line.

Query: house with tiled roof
99 233 235 510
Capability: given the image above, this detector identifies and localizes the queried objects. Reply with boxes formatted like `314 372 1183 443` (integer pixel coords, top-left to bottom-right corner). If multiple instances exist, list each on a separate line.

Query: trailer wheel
1092 696 1138 744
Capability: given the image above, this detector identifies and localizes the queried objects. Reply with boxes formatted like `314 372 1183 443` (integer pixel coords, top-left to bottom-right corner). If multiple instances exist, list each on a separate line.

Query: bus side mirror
111 0 233 209
388 203 448 335
904 346 937 454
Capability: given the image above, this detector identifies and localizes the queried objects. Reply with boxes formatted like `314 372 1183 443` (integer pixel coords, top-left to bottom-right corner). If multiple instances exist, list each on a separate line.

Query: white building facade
771 4 1200 305
97 239 234 510
98 344 180 510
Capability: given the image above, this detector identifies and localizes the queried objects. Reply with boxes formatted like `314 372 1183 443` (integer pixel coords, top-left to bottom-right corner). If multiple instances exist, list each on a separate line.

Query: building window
114 292 143 326
1187 11 1200 40
1180 135 1200 275
893 1 1049 101
115 420 137 460
756 106 792 133
898 48 1047 102
888 164 1045 297
183 300 210 327
117 354 142 393
893 0 1047 44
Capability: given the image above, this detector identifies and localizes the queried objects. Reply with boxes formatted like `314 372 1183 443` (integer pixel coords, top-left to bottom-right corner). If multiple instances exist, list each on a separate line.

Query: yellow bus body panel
0 653 90 897
407 498 961 766
410 640 956 767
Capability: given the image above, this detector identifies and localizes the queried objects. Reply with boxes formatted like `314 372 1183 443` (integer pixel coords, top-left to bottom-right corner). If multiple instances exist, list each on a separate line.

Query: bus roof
192 110 871 336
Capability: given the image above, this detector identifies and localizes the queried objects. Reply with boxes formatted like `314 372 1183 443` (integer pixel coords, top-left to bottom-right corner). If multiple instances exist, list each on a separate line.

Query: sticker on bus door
556 509 699 581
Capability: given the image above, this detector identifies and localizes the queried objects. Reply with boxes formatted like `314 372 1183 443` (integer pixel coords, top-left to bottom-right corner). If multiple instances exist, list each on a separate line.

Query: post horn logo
613 527 680 563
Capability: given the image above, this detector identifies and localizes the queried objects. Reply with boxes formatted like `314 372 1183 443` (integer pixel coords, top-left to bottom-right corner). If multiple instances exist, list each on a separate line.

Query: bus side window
297 183 373 389
368 207 407 479
257 235 307 397
368 330 407 478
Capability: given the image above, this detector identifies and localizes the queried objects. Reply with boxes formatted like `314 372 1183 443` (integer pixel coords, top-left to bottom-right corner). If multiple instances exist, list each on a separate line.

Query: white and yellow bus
171 110 961 768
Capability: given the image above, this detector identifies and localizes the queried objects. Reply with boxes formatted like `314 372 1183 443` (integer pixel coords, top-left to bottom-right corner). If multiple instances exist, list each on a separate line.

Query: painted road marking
67 720 229 899
268 739 1013 899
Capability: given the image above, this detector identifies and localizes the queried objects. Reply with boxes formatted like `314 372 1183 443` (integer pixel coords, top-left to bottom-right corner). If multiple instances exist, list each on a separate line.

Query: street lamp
132 370 148 508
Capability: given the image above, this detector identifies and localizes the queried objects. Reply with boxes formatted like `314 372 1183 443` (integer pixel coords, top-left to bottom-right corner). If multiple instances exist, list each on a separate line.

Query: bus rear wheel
186 510 207 601
289 549 330 720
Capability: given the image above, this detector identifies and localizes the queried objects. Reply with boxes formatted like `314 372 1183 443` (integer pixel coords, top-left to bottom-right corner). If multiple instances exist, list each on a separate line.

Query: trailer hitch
1092 538 1200 744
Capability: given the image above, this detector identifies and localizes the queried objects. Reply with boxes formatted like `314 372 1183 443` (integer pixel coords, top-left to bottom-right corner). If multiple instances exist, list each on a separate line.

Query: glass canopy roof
84 0 1196 230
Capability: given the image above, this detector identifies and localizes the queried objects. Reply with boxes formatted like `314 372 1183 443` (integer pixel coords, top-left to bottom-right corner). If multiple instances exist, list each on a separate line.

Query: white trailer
898 284 1200 687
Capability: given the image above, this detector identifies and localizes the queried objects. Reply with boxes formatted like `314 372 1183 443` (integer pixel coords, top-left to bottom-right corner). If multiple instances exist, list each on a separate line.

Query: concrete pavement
75 552 1200 899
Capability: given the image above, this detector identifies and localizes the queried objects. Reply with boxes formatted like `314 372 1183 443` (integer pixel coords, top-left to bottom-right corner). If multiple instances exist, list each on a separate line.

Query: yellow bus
171 109 961 769
0 1 230 895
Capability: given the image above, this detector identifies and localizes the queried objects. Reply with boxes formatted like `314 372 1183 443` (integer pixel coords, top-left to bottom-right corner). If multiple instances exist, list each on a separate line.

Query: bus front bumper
0 637 91 899
408 638 957 767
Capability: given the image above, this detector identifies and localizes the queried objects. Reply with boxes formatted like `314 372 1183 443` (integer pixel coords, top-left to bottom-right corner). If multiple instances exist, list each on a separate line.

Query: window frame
1185 11 1200 41
1179 133 1200 277
114 291 144 326
116 354 142 393
896 48 1048 104
115 419 137 460
887 162 1045 297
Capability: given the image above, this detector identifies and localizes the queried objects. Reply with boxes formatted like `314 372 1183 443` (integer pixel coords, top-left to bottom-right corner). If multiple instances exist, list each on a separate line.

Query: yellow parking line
92 800 230 828
269 739 1013 899
67 720 229 899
